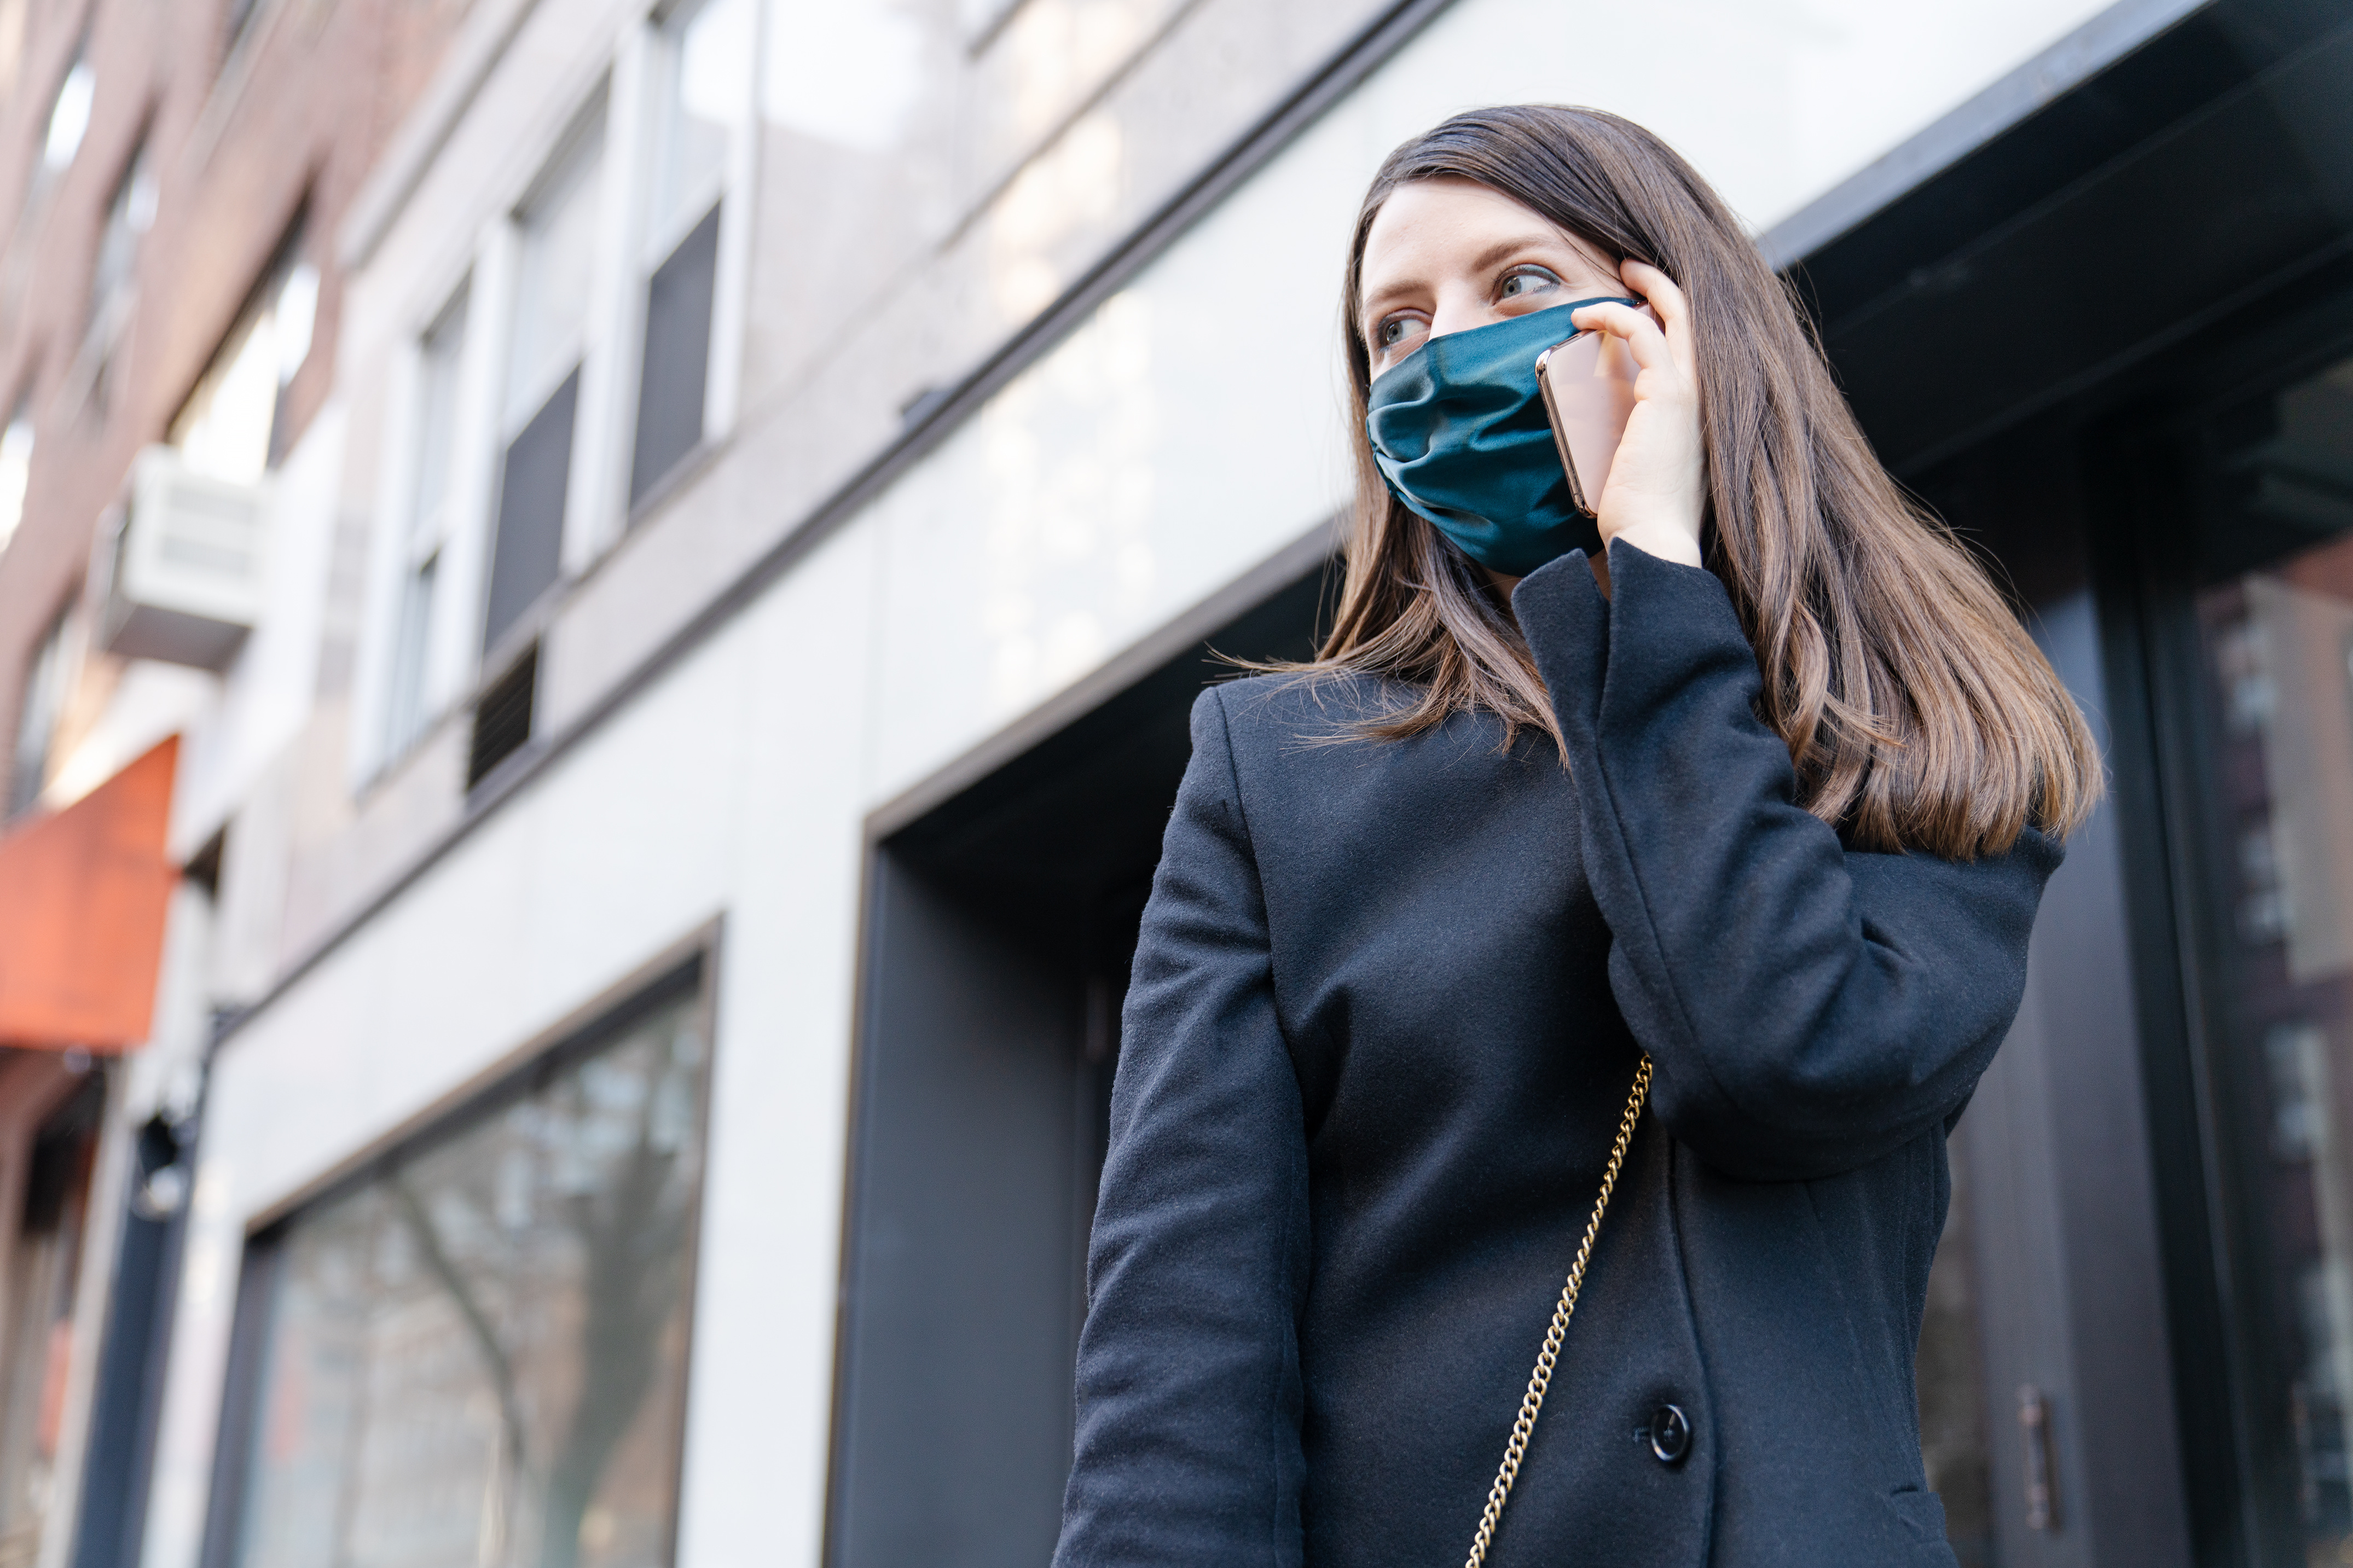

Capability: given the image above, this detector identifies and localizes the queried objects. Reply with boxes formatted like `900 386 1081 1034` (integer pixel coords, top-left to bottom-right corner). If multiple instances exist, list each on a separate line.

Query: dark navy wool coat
1053 543 2061 1567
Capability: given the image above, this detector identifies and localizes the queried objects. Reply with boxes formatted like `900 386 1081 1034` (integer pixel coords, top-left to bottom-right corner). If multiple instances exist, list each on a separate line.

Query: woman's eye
1498 267 1560 301
1376 316 1423 351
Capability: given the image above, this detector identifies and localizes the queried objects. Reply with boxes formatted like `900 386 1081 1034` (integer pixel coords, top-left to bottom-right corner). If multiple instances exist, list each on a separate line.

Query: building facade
4 0 2353 1565
0 2 474 1565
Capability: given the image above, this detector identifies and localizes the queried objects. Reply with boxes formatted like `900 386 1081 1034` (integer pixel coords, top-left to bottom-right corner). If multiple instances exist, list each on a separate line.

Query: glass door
2175 348 2353 1564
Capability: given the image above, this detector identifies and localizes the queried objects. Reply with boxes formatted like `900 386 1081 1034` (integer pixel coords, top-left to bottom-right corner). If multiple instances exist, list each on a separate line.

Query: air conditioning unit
99 446 271 670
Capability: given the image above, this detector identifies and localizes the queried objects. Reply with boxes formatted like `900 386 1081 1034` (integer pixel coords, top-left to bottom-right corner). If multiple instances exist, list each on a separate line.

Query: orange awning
0 736 178 1052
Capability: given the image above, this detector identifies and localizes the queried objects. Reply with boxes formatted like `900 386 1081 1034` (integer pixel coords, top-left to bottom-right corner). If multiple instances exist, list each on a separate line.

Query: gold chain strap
1462 1055 1653 1568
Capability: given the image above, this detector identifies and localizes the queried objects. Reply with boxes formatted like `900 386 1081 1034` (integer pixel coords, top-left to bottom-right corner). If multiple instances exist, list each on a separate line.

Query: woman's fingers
1568 301 1672 375
1567 258 1707 567
1570 300 1689 415
1620 260 1696 380
1620 259 1684 320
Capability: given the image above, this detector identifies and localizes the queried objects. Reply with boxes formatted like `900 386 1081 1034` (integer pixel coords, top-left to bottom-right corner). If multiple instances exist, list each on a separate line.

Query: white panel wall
862 0 2136 799
148 2 2151 1566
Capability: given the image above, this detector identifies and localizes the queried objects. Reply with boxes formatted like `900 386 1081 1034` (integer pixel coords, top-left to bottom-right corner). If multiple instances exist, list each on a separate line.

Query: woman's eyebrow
1464 232 1576 272
1359 229 1582 324
1358 276 1425 322
1363 230 1583 308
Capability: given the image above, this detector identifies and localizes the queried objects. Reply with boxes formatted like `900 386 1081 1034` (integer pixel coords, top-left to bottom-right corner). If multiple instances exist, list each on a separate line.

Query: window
0 1076 103 1560
84 143 157 397
38 49 92 178
630 0 748 505
485 118 602 653
0 397 32 557
9 609 68 818
169 227 319 485
384 289 466 757
2180 350 2353 1555
221 970 709 1568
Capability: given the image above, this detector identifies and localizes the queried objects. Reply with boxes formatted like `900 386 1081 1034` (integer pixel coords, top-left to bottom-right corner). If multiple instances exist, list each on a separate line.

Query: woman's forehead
1360 181 1608 293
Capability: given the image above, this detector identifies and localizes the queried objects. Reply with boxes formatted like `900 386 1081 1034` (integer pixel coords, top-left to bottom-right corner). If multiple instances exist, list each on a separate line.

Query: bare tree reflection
389 1177 530 1497
236 995 704 1568
540 1084 692 1568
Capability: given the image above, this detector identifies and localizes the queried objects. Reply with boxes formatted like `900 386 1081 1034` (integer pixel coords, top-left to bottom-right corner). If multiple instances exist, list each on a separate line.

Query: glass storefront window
2188 351 2353 1562
230 977 709 1568
0 1071 102 1566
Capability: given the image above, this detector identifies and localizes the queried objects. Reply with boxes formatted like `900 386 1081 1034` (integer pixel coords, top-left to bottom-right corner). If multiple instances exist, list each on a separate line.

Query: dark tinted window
629 204 718 507
2183 350 2353 1557
483 371 577 653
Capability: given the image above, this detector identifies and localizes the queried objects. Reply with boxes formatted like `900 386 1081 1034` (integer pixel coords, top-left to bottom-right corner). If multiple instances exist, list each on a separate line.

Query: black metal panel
832 860 1096 1567
70 1118 191 1568
828 567 1326 1567
194 1239 283 1568
1796 1 2345 330
2083 422 2258 1568
1807 2 2353 474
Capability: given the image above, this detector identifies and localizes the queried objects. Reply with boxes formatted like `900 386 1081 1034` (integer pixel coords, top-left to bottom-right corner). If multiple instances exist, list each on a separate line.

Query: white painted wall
142 2 2165 1565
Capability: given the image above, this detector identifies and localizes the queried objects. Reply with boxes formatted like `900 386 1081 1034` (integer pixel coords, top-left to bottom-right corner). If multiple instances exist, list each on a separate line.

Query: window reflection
2193 353 2353 1558
234 982 708 1568
1917 1132 1996 1567
507 121 604 435
646 0 747 257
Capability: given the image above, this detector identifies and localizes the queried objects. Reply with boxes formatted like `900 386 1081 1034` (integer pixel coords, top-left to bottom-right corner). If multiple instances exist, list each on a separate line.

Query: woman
1054 106 2099 1567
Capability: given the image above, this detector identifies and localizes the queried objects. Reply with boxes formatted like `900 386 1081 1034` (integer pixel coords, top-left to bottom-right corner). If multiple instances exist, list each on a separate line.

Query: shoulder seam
1205 683 1262 873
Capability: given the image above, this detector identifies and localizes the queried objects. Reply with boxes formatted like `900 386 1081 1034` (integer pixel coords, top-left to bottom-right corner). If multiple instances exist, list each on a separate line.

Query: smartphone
1534 314 1647 518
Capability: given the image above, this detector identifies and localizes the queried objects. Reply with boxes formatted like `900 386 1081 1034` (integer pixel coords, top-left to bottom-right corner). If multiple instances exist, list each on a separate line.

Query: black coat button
1646 1404 1691 1465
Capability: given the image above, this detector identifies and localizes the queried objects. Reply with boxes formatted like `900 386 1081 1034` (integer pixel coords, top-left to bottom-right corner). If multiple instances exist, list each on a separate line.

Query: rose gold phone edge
1533 333 1607 519
1535 314 1648 521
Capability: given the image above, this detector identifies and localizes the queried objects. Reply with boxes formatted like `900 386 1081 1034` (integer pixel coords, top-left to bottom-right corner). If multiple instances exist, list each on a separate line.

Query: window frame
2095 291 2353 1565
350 85 616 789
378 287 470 764
480 90 613 669
195 938 721 1568
349 2 761 791
606 0 759 529
353 259 502 786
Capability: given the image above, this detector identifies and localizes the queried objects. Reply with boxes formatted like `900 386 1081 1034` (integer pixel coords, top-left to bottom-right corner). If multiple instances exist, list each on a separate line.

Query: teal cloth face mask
1365 298 1638 578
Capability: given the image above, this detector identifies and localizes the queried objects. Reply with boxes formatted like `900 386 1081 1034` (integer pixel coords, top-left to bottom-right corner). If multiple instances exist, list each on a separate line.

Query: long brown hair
1309 104 2100 857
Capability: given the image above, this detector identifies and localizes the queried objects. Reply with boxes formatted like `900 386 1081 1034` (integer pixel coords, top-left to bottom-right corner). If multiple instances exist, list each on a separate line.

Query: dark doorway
826 556 1330 1567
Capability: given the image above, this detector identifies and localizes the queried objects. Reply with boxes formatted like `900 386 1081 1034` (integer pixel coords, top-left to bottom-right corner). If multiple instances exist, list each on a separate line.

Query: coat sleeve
1054 685 1311 1567
1512 542 2064 1182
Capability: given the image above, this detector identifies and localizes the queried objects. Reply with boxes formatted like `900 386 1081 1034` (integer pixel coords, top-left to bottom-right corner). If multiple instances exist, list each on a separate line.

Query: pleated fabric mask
1364 298 1637 577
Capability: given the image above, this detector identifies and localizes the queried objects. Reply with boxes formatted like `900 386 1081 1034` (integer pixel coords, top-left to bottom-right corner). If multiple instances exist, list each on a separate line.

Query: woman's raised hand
1569 260 1705 568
